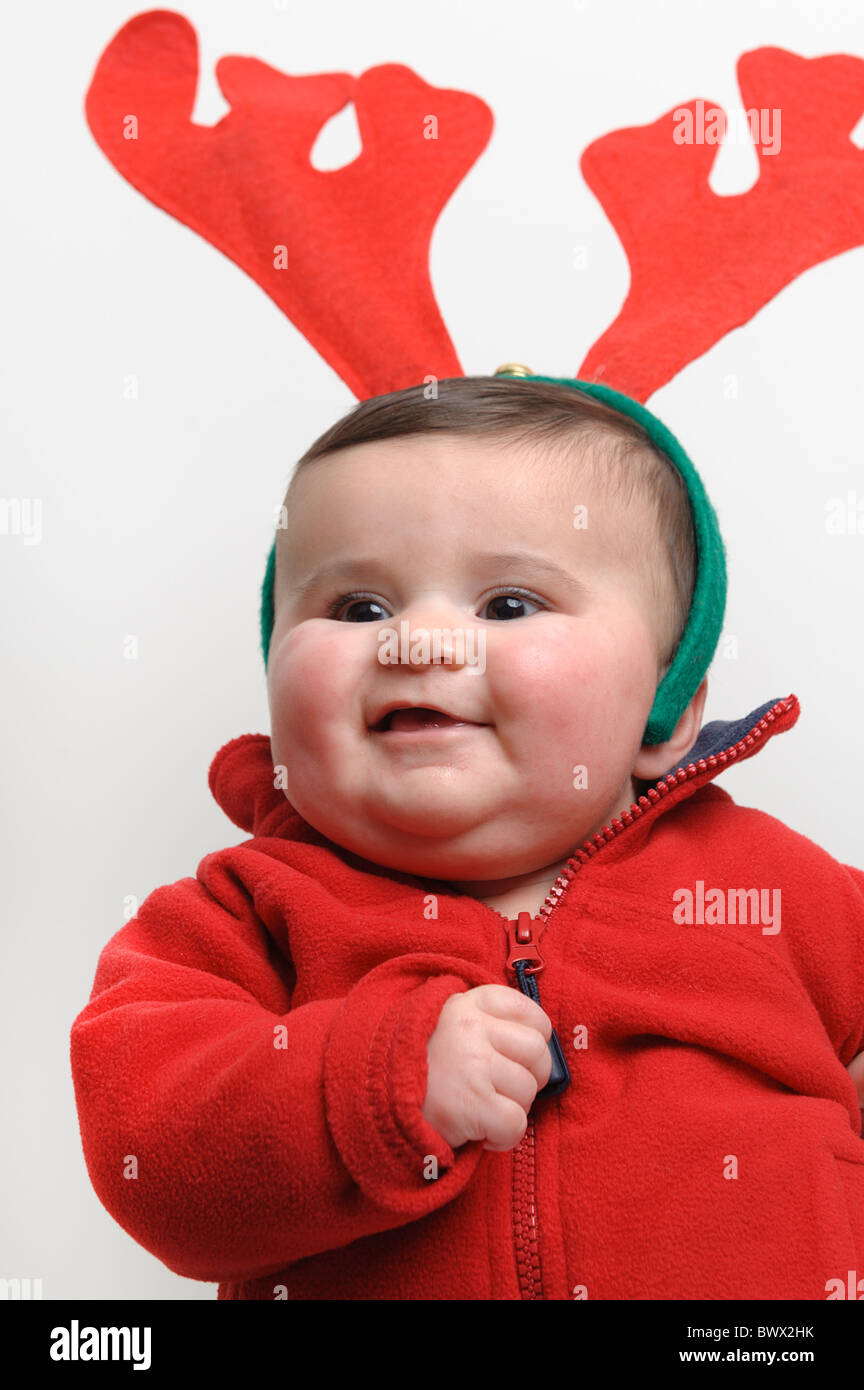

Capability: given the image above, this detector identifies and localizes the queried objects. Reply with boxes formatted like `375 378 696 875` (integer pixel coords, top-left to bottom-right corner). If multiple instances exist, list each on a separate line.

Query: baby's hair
281 375 696 676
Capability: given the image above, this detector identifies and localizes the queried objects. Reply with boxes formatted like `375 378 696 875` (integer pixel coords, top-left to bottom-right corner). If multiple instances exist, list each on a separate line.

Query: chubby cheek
491 616 653 780
268 622 362 768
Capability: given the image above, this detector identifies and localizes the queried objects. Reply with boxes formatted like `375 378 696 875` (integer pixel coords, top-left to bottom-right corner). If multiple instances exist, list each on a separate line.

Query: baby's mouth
371 707 482 734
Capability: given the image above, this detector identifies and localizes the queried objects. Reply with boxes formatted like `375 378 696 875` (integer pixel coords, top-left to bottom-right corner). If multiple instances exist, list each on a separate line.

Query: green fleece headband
259 375 726 746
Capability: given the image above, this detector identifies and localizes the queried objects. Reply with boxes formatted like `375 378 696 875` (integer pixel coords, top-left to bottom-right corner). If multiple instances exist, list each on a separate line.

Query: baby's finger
479 1094 528 1152
472 983 552 1040
488 1050 541 1114
486 1017 553 1089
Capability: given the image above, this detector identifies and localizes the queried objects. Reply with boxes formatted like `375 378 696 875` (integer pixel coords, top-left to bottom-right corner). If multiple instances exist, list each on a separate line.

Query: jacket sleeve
69 859 498 1284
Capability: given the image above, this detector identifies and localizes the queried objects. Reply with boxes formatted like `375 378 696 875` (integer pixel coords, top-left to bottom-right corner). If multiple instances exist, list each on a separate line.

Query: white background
2 0 863 1299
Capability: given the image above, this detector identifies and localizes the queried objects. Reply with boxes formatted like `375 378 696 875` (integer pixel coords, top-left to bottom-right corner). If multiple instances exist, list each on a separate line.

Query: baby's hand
848 1050 864 1113
422 984 553 1153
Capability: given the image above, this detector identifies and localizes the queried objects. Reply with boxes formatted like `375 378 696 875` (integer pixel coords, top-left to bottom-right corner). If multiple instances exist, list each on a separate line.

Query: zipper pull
505 910 545 974
505 913 571 1097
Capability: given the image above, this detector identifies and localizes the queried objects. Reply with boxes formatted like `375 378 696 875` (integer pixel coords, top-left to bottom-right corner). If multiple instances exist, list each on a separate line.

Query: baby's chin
284 760 498 839
289 793 573 885
298 797 498 859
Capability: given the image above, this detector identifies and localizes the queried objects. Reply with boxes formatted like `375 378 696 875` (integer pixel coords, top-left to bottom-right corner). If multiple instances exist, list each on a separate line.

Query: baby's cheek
493 619 650 775
270 624 356 739
495 621 606 716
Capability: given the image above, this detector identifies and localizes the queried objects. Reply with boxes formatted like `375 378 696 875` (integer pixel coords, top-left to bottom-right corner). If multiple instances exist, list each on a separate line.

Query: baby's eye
326 593 390 622
482 589 544 620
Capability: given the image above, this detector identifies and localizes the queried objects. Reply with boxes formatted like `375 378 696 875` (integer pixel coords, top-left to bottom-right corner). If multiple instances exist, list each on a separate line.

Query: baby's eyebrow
478 551 591 596
289 550 590 600
288 557 392 600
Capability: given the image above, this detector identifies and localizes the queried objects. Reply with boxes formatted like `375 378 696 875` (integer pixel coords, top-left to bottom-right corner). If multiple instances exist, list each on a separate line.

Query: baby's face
267 432 667 883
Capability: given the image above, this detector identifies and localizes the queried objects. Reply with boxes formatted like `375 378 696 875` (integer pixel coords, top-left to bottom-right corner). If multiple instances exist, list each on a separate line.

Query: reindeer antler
85 10 493 399
578 46 864 402
87 19 864 406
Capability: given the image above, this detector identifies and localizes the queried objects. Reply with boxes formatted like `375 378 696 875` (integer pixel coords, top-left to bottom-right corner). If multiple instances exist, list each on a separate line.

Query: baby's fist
422 984 553 1153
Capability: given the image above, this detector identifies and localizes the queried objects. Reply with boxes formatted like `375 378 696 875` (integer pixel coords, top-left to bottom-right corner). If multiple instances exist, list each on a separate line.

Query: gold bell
493 362 534 377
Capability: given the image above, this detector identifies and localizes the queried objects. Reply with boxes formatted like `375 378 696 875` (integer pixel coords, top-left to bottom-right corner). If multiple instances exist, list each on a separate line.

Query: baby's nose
376 598 482 669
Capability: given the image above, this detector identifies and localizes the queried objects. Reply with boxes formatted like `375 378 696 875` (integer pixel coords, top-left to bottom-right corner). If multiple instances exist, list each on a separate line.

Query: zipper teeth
501 695 793 1301
511 1116 542 1298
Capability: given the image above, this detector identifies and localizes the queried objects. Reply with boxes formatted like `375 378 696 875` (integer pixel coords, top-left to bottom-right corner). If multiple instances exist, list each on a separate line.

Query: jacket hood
208 693 800 847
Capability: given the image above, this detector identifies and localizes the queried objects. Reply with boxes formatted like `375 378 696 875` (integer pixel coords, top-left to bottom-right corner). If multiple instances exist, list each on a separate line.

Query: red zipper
493 696 797 1300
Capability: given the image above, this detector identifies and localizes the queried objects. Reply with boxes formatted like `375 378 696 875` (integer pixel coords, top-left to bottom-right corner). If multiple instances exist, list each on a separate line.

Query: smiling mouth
371 707 484 734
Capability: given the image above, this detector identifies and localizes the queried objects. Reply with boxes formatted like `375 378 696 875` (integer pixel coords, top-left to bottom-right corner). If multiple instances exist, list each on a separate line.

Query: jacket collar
208 693 800 846
656 694 797 782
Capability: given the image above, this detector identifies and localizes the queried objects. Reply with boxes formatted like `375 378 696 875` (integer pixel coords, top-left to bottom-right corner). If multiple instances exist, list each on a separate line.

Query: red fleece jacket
69 692 864 1300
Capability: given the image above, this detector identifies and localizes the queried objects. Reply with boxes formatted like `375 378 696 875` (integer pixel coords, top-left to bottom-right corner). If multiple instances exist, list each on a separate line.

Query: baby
71 374 864 1301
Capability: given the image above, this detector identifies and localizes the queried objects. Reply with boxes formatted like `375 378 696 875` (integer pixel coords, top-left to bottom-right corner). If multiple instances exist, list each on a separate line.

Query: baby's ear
631 677 709 784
